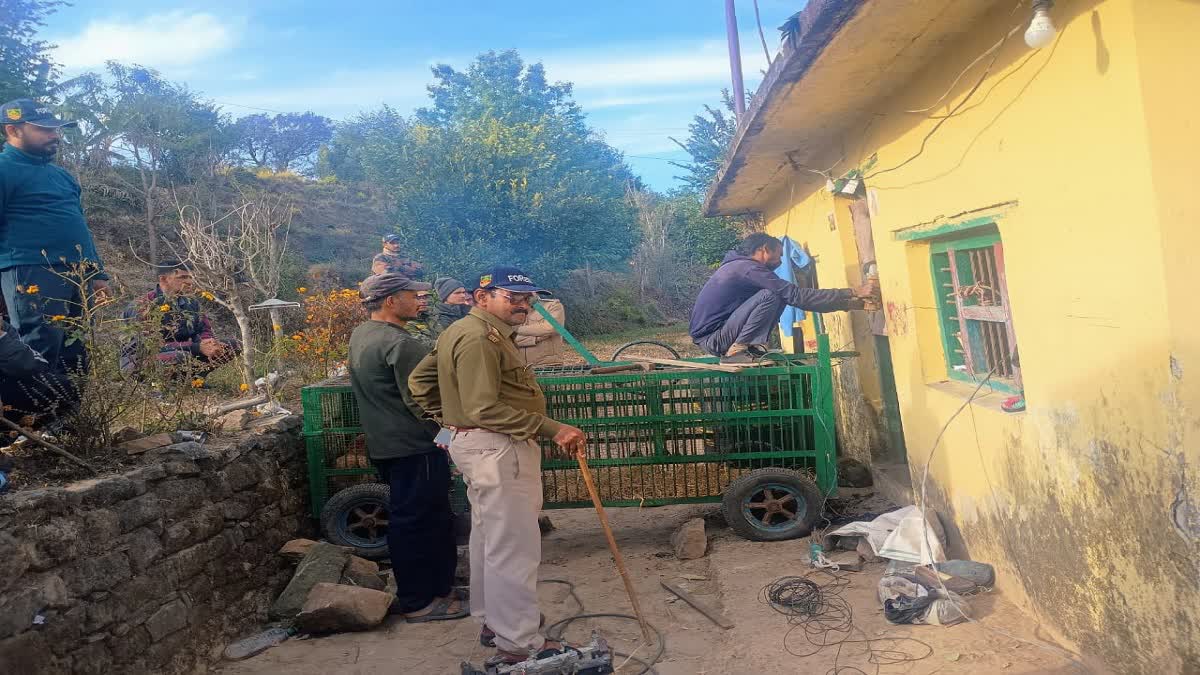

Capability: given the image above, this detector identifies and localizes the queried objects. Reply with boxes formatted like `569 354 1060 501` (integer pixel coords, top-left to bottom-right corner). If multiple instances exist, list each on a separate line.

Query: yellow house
704 0 1198 672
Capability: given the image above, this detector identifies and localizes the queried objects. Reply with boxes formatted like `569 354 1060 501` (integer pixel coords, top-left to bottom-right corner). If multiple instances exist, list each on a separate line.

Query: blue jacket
689 251 859 340
0 145 105 273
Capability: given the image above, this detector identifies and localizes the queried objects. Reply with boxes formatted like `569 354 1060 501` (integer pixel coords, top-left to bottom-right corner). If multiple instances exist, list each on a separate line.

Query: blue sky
43 1 806 189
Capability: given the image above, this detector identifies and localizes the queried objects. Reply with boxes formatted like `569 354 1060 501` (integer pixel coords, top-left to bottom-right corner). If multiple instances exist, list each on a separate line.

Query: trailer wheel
722 468 822 541
610 340 681 361
320 483 391 559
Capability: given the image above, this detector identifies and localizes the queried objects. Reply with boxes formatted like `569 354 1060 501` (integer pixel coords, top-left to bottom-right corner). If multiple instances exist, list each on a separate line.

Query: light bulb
1024 5 1057 49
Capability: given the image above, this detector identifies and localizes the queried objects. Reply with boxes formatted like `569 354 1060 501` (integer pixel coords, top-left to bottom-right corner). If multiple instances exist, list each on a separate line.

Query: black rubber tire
721 467 823 541
320 483 391 560
610 340 681 361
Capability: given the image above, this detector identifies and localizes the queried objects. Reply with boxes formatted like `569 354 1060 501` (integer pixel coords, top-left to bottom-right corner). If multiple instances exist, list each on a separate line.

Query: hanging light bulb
1024 0 1057 49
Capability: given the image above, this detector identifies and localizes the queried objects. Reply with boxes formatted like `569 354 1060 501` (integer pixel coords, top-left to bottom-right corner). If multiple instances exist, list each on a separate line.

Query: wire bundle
761 571 932 675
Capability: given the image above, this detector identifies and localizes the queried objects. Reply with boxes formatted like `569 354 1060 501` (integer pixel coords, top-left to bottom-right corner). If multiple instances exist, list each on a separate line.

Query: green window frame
928 226 1021 394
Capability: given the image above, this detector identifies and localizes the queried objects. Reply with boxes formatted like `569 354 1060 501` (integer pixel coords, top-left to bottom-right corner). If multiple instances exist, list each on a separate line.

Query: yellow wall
758 1 1199 671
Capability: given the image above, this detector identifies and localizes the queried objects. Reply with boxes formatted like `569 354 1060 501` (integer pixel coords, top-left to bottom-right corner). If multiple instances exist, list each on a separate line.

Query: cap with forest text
2 99 77 128
475 265 545 293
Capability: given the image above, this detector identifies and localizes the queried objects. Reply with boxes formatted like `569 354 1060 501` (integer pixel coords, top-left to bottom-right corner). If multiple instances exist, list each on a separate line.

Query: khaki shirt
409 307 562 441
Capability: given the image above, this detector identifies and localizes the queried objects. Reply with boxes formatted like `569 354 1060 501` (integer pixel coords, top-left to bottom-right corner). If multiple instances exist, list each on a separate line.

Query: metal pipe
724 0 746 118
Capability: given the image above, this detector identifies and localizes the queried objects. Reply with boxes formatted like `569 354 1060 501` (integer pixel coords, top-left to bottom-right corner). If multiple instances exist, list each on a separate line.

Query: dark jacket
348 320 439 460
123 286 214 353
689 251 860 340
0 145 105 274
434 302 471 330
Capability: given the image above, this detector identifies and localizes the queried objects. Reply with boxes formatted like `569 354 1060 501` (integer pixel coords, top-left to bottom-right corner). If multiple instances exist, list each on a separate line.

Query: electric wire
540 579 665 675
760 572 934 675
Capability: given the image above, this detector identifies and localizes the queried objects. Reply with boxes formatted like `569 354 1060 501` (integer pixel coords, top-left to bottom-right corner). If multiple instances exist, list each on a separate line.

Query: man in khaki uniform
410 265 585 666
514 298 566 367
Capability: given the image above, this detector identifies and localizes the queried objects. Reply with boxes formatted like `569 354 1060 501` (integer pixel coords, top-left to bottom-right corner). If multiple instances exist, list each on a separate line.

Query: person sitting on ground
433 276 472 330
348 273 466 623
690 233 879 364
514 297 566 367
121 261 241 379
1 319 77 427
371 234 425 278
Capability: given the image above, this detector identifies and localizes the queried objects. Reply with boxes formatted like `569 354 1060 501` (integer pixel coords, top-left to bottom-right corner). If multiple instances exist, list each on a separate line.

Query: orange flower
239 383 250 392
292 333 304 340
200 291 216 301
297 287 308 293
159 304 171 312
190 378 205 388
24 284 39 294
49 314 66 322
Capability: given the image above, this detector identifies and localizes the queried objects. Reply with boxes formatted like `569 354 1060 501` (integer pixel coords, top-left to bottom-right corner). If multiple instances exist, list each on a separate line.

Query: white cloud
535 39 732 90
53 12 237 70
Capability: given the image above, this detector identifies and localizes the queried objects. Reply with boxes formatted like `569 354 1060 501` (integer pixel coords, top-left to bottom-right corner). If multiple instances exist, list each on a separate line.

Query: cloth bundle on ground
827 505 947 564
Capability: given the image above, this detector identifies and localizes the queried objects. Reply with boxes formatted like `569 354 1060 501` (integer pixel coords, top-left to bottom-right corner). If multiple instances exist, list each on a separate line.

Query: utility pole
724 0 747 118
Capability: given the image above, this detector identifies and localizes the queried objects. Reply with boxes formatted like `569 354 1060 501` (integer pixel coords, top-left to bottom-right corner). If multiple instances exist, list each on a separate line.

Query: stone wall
0 417 311 674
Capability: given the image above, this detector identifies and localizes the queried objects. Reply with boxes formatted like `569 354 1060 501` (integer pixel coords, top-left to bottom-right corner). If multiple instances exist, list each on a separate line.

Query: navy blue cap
476 266 545 293
2 99 76 128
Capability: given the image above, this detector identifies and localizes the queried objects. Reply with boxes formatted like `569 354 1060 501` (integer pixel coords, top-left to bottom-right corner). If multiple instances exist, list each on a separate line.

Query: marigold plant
285 287 365 381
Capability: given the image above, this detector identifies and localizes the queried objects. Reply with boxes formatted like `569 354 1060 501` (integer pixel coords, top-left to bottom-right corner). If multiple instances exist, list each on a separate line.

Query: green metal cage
300 333 838 520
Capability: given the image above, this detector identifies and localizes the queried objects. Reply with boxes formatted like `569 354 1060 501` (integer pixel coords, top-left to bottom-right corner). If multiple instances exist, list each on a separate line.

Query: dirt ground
220 498 1083 675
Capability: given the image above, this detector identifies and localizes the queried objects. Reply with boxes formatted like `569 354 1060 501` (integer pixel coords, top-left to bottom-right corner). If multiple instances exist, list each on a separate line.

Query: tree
233 112 333 173
669 89 744 194
0 0 64 102
322 50 638 284
102 62 230 263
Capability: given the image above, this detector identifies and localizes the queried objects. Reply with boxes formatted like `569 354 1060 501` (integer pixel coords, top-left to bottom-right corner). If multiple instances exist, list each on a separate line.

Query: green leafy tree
0 0 63 102
323 50 638 284
669 89 743 194
233 112 333 173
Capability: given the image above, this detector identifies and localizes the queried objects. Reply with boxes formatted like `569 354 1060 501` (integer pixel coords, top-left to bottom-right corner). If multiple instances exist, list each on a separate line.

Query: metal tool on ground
577 452 653 642
460 633 614 675
661 581 734 629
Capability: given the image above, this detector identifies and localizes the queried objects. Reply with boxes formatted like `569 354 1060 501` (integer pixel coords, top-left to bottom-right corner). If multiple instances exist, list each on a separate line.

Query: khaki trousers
449 429 544 653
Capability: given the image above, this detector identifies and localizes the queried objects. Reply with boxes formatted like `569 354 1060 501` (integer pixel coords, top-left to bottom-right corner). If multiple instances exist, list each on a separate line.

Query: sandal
404 596 470 623
479 613 545 647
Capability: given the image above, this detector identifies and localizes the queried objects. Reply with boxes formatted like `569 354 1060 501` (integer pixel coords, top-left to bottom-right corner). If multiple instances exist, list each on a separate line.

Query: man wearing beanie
433 276 472 330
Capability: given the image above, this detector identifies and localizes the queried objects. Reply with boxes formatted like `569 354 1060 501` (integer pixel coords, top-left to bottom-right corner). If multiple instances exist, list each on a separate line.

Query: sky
41 0 807 190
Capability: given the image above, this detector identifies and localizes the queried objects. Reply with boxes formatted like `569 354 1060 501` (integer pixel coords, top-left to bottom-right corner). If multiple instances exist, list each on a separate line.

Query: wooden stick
625 355 746 373
576 453 653 642
0 415 97 474
661 581 734 629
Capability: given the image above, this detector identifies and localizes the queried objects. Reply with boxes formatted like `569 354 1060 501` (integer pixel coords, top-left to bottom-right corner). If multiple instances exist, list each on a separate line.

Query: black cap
2 99 76 128
360 273 432 303
476 266 545 293
382 234 402 244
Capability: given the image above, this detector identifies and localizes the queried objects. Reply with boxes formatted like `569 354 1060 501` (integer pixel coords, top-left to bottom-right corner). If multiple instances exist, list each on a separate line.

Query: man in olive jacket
348 273 466 623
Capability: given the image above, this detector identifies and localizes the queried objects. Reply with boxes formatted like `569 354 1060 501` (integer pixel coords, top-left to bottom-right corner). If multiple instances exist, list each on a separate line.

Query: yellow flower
24 284 39 294
292 333 304 341
49 314 66 322
272 324 281 332
297 287 308 293
239 383 250 392
200 291 215 301
190 378 205 388
159 304 171 312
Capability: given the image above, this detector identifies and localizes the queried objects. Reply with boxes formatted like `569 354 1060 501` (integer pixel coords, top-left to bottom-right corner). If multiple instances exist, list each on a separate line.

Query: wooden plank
661 581 735 629
626 356 746 374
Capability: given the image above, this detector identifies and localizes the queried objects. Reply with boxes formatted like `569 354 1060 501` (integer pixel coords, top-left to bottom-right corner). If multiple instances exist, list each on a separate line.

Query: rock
217 409 254 432
112 427 141 444
0 573 69 639
0 532 30 593
341 556 384 591
836 457 873 487
294 583 393 633
118 433 175 456
270 542 350 620
278 538 318 563
64 476 141 507
379 569 397 597
538 515 555 535
116 494 162 533
671 518 708 560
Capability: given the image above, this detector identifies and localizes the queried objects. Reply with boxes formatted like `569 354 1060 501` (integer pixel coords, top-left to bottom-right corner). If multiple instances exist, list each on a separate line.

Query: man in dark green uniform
1 99 108 373
348 273 466 623
409 265 585 667
371 234 425 278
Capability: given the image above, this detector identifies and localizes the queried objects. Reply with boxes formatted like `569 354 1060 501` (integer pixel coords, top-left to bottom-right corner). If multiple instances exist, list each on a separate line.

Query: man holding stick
409 265 586 667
